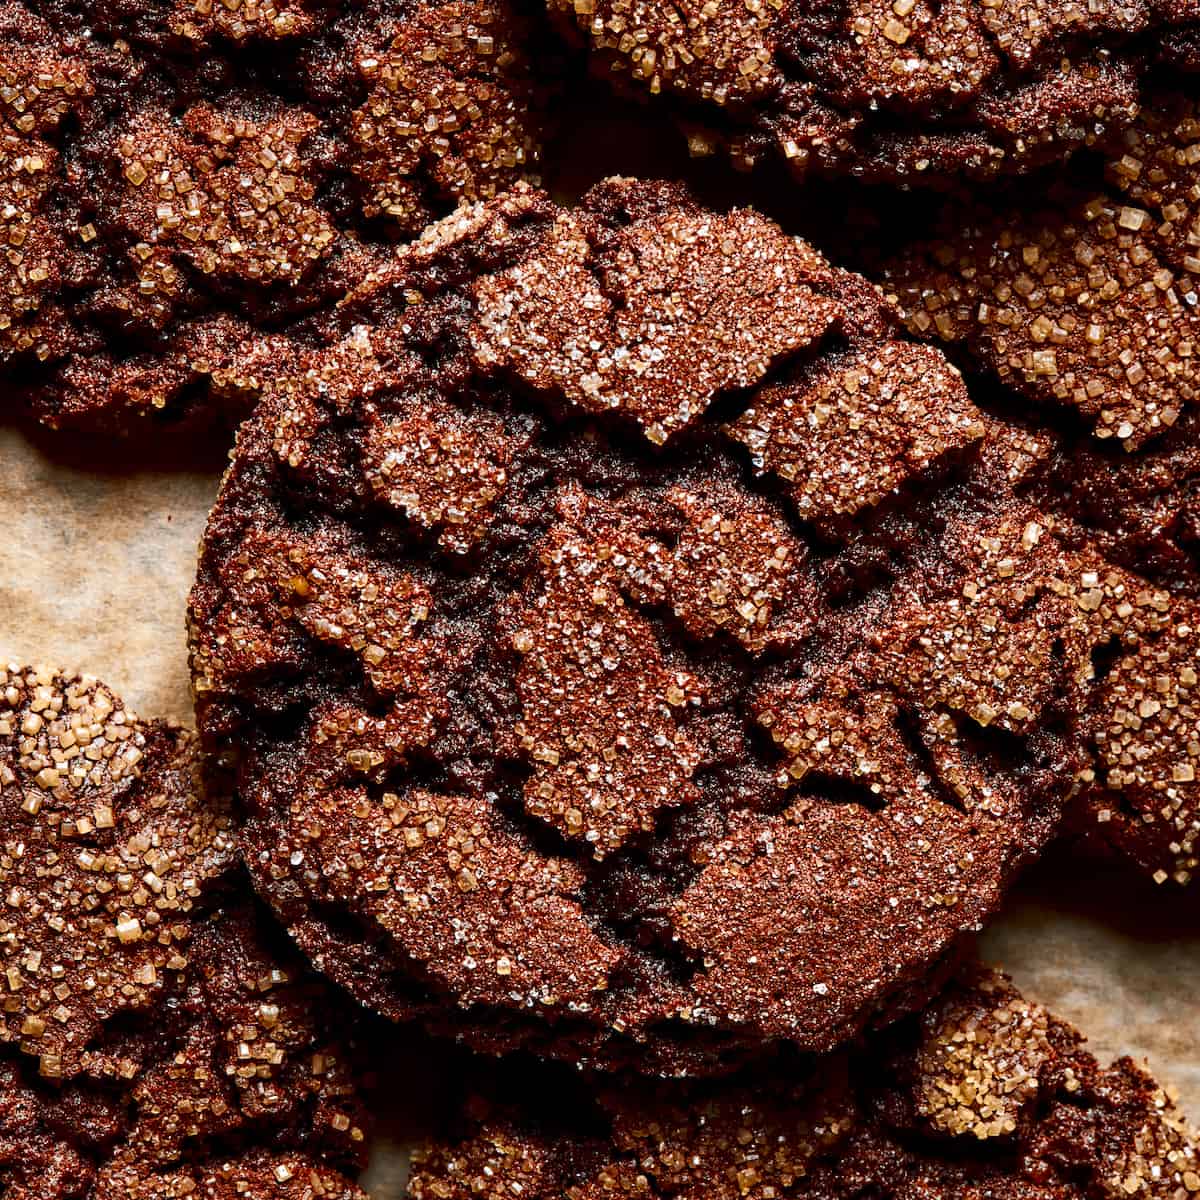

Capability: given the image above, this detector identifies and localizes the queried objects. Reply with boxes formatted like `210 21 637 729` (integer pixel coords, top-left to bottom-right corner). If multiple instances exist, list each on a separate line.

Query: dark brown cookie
882 95 1200 449
0 0 555 433
546 0 1197 185
407 966 1199 1199
877 95 1200 884
187 178 1189 1074
0 663 370 1198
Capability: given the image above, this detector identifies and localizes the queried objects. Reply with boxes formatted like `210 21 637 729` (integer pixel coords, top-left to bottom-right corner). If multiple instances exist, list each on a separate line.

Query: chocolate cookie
0 0 554 432
0 663 370 1198
547 0 1197 184
407 966 1200 1199
878 95 1200 884
188 178 1188 1074
882 94 1200 449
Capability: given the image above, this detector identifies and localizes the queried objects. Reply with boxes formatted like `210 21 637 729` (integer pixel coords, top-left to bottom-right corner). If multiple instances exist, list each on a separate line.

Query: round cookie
546 0 1198 184
0 663 370 1198
0 0 555 432
189 178 1177 1074
407 965 1200 1200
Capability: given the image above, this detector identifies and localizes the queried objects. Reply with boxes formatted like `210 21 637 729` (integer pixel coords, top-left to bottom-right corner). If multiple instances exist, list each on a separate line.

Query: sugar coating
505 516 707 855
912 977 1056 1139
884 96 1200 448
0 0 553 432
0 664 232 1081
545 0 1193 182
163 0 319 42
0 3 91 366
584 482 818 653
472 203 843 443
0 664 370 1199
407 968 1200 1200
93 1153 367 1200
729 340 985 519
113 104 336 291
189 178 1200 1075
1081 609 1200 884
363 396 517 554
350 0 544 233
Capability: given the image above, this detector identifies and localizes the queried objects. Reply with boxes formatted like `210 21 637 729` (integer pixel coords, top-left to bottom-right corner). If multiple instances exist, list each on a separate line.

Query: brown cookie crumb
363 396 517 555
910 975 1057 1139
0 2 91 367
502 512 708 855
112 103 336 290
164 0 324 43
0 665 232 1081
728 340 985 520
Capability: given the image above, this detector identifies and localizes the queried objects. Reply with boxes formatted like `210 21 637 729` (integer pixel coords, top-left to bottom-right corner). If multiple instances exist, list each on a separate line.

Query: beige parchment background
1 417 1197 1199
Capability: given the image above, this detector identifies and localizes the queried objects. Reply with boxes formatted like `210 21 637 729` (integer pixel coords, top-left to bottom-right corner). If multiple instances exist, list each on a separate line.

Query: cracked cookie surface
0 664 370 1199
0 0 554 433
189 178 1197 1075
407 966 1199 1200
546 0 1198 184
882 95 1200 449
874 97 1200 884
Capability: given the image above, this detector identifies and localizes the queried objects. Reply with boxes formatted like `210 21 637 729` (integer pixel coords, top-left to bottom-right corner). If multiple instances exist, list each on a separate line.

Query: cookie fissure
1037 411 1200 596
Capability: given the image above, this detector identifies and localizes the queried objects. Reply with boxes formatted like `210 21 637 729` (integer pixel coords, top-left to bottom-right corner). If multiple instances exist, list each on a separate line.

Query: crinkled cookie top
191 178 1198 1076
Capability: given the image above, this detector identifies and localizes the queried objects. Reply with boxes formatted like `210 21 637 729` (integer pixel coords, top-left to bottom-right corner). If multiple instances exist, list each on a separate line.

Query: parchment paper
2 398 1198 1197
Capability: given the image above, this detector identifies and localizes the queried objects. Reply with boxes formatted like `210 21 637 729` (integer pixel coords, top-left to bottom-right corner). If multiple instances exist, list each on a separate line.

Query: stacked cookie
0 0 1198 1196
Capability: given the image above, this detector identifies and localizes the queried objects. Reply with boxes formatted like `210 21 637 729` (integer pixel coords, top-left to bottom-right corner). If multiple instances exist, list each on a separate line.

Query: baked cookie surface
547 0 1199 183
0 0 553 433
188 178 1194 1074
0 663 371 1198
878 94 1200 885
407 966 1200 1199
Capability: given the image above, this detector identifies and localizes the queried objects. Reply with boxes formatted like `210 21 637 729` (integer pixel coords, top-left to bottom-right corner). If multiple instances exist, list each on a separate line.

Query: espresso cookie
188 178 1183 1073
547 0 1196 184
0 0 553 432
0 664 370 1198
407 966 1199 1199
